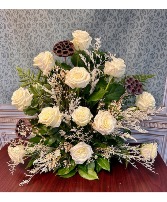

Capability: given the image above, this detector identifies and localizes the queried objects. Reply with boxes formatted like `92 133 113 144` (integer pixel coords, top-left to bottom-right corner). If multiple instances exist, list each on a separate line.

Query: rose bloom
104 56 126 78
93 111 117 135
135 91 155 111
140 143 157 161
72 106 93 126
11 87 33 111
8 145 25 164
65 67 90 89
70 142 93 164
38 106 62 128
33 51 55 76
72 30 92 50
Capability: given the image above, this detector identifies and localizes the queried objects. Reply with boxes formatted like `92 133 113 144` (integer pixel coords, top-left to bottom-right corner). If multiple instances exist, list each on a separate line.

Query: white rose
72 106 93 126
93 111 117 135
33 51 55 76
11 87 33 111
65 67 90 89
140 143 157 161
70 142 93 164
104 56 126 78
38 106 62 128
8 145 25 164
135 91 155 111
72 30 92 50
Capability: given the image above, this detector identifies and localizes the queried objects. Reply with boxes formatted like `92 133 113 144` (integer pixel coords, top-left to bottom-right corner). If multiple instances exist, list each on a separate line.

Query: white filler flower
8 145 25 164
104 56 126 78
70 142 93 164
72 30 92 50
11 87 33 111
38 106 62 128
140 143 157 161
93 110 117 135
72 106 93 126
135 91 155 111
33 51 55 76
65 67 90 89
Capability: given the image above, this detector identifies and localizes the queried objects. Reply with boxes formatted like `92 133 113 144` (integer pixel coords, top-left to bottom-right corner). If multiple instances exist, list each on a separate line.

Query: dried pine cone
125 77 143 95
15 119 33 139
53 40 74 57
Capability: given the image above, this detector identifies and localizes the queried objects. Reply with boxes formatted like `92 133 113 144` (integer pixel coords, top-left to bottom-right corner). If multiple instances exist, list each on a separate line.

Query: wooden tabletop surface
0 145 167 192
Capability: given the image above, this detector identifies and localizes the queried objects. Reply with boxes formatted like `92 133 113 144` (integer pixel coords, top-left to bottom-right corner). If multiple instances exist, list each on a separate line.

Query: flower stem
77 54 79 66
105 77 113 92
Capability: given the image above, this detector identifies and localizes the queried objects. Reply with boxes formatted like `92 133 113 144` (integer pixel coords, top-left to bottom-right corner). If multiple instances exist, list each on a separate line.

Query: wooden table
0 145 167 192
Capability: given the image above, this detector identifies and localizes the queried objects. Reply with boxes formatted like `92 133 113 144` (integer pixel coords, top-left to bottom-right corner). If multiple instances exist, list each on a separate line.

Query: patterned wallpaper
0 9 167 106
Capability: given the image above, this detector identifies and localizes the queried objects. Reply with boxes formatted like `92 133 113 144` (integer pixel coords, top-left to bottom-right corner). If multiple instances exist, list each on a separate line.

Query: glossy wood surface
0 145 167 192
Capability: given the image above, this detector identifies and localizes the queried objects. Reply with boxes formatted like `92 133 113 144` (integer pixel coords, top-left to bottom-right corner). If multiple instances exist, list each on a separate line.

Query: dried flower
125 77 143 95
53 40 74 57
15 119 32 139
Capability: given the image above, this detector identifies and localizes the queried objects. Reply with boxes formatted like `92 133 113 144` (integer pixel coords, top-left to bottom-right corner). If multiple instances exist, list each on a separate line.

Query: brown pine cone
125 77 143 95
53 40 74 57
15 119 33 139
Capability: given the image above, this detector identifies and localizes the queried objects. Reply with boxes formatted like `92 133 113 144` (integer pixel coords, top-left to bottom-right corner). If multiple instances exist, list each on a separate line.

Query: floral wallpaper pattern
0 9 167 106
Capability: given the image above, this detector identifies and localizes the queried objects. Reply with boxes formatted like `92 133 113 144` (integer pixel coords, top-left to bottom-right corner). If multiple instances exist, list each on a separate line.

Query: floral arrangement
8 30 161 185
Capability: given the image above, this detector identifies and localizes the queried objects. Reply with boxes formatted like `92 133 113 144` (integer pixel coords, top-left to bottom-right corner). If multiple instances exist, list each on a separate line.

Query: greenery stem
76 88 80 97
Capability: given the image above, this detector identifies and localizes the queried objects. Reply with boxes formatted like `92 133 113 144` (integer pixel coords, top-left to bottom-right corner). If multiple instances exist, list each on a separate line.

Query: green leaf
26 157 36 169
60 63 72 70
132 74 154 83
95 162 102 173
45 136 57 146
78 165 99 180
88 88 106 102
37 70 42 81
104 83 125 102
93 142 108 148
87 162 95 170
23 107 38 116
115 135 125 144
49 127 59 135
95 77 107 90
29 85 38 95
16 67 37 87
57 160 76 175
96 158 110 172
38 129 47 135
29 136 41 143
71 52 86 67
43 84 51 90
31 98 39 108
82 84 91 96
30 118 38 126
59 169 77 178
